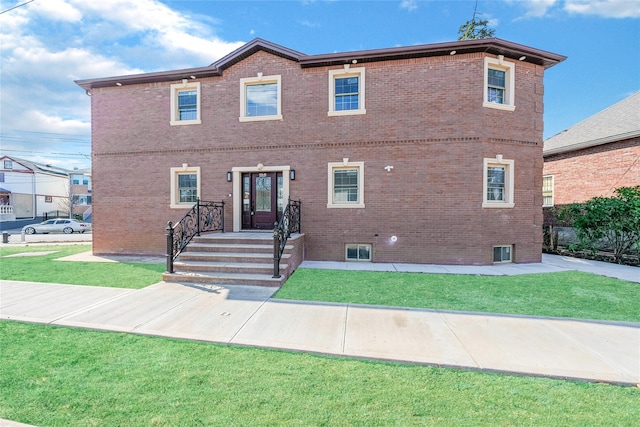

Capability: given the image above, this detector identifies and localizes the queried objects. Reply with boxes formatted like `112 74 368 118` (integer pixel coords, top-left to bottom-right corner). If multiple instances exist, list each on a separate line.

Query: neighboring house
543 92 640 208
76 37 565 265
69 167 92 220
0 155 70 220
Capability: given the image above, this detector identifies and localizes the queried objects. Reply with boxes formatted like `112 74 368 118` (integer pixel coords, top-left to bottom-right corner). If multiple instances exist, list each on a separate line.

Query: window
493 245 512 263
483 56 515 111
72 195 92 205
170 165 201 208
71 174 82 185
0 172 4 182
240 74 282 122
4 160 12 169
346 244 372 261
328 67 366 116
483 156 514 208
542 175 554 207
327 160 365 208
170 81 201 125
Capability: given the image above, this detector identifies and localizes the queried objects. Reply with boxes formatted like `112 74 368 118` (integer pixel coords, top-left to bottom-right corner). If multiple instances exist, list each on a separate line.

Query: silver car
22 218 92 234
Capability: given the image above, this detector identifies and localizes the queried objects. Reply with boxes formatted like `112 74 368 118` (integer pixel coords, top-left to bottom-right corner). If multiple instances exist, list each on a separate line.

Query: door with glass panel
241 172 283 230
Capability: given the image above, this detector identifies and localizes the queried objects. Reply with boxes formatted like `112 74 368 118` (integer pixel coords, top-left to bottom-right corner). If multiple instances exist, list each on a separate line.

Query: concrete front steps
162 232 304 287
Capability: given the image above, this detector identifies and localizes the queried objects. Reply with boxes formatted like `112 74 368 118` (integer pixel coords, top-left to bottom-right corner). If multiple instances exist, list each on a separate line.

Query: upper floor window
483 155 514 208
4 160 12 169
239 74 282 122
71 174 89 185
170 81 201 126
543 175 554 207
328 67 366 116
483 56 515 111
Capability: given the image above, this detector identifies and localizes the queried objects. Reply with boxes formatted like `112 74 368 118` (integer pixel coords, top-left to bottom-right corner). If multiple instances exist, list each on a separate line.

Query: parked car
22 219 92 234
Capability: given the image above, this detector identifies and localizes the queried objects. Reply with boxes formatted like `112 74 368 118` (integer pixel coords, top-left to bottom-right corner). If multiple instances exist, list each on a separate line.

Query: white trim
170 165 201 208
170 81 201 126
483 56 515 111
327 161 365 208
328 67 366 116
482 156 515 208
230 165 291 232
239 74 283 122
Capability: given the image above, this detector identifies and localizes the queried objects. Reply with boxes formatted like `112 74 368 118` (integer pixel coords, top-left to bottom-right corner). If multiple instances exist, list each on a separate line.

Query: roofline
299 38 566 69
543 130 640 156
75 37 566 91
75 66 221 91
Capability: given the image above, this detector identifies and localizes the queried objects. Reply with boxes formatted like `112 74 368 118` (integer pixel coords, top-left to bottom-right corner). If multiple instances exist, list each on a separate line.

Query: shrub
558 186 640 263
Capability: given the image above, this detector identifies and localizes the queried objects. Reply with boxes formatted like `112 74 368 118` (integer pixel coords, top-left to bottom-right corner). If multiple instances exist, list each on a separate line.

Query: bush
557 186 640 263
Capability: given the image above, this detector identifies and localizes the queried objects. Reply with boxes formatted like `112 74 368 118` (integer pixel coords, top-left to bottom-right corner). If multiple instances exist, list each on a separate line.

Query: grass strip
1 321 638 426
276 269 640 322
0 245 164 289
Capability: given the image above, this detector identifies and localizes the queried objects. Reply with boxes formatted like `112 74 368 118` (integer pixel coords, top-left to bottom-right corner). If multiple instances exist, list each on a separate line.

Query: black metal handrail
273 198 301 278
166 198 224 273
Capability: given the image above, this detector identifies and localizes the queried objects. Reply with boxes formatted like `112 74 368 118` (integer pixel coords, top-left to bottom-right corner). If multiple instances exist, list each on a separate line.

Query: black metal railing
166 199 224 273
273 199 301 278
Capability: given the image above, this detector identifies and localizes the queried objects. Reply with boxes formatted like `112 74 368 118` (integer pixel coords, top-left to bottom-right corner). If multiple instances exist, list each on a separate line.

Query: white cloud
31 0 82 22
522 0 558 18
400 0 418 12
564 0 640 18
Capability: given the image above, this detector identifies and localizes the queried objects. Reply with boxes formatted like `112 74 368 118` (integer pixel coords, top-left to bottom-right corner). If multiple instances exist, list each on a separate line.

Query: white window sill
170 120 201 126
239 115 283 122
483 102 515 112
482 202 515 209
328 109 366 117
170 203 194 209
327 203 365 209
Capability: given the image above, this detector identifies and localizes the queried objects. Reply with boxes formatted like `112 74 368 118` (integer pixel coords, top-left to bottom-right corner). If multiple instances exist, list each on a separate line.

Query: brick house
76 37 565 275
543 91 640 208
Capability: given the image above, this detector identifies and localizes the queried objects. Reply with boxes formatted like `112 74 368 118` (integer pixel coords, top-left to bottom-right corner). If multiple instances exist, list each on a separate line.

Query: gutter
543 130 640 157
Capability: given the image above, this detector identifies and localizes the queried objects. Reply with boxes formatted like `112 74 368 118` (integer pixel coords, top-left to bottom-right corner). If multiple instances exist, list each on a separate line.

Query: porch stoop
162 232 304 287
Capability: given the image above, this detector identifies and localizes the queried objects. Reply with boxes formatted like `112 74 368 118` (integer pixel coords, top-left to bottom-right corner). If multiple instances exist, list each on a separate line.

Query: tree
557 186 640 263
458 0 495 40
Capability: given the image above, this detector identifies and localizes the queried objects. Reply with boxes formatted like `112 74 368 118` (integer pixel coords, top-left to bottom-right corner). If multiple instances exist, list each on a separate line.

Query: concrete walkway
1 253 638 386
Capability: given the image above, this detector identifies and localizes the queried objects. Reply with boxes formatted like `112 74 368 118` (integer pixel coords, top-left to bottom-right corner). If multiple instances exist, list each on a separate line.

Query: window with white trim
240 74 282 122
483 56 515 111
328 66 366 116
346 244 372 261
170 165 201 208
542 175 554 207
4 160 12 169
327 160 365 208
170 81 201 125
483 156 514 208
493 245 512 263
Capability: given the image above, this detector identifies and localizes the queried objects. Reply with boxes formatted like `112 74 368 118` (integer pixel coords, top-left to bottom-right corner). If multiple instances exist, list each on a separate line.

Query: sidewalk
1 274 638 386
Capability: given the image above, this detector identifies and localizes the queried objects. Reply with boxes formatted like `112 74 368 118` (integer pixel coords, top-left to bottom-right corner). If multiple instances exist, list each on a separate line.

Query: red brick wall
543 137 640 205
90 50 545 264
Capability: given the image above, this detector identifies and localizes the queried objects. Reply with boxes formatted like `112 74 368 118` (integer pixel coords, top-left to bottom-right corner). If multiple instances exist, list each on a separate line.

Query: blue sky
1 0 638 170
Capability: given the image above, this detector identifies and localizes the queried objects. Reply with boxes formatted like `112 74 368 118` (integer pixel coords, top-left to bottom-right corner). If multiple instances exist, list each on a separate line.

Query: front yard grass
0 245 164 289
1 321 638 427
276 269 640 322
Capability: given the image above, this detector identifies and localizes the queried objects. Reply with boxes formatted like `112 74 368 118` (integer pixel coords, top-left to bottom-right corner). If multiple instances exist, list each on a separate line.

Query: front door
241 172 283 230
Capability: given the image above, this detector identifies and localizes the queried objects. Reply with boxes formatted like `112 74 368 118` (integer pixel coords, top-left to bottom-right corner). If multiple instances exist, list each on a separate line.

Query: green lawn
0 245 164 289
1 321 638 427
275 269 640 322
